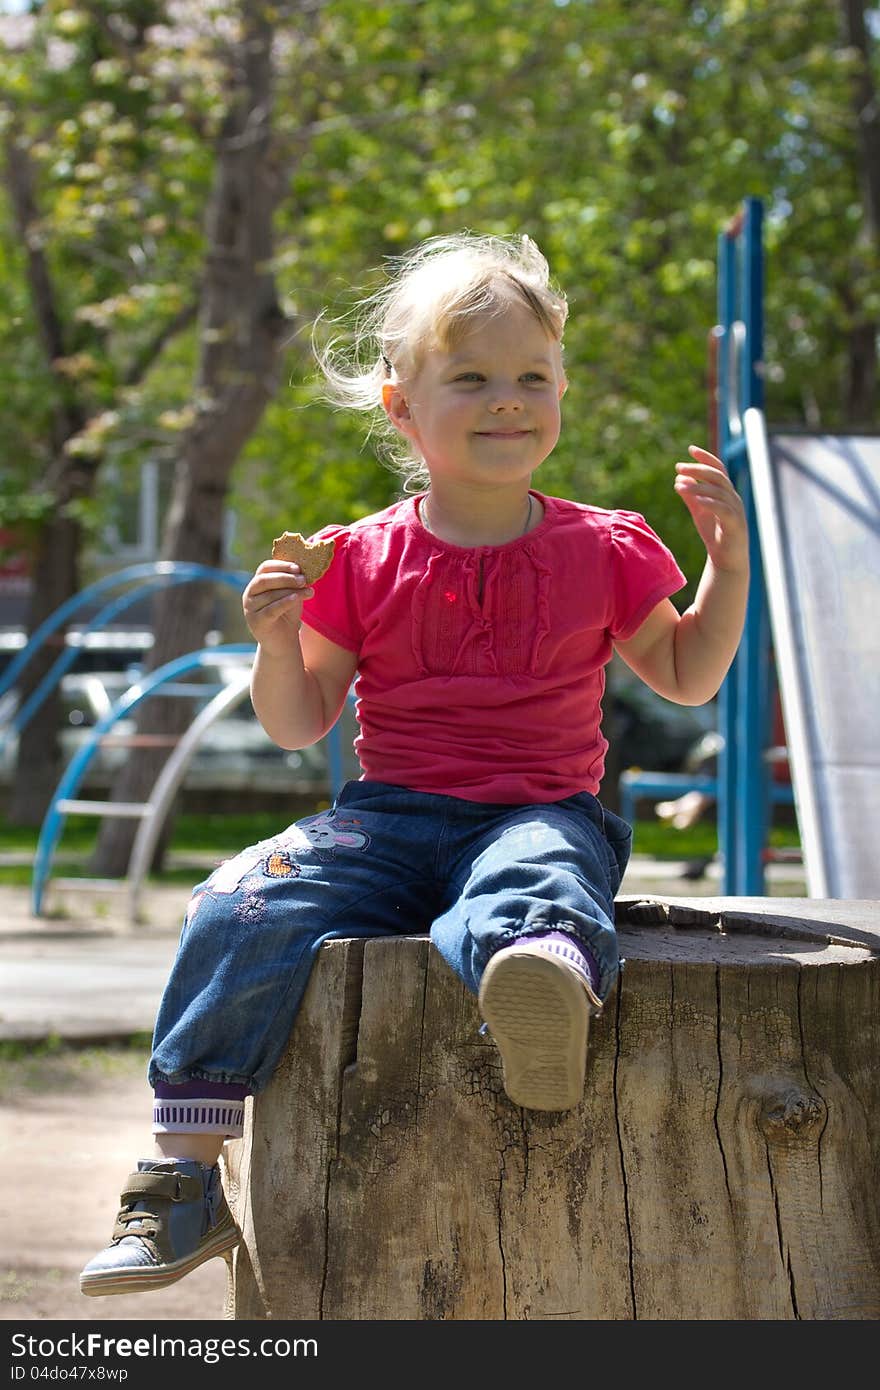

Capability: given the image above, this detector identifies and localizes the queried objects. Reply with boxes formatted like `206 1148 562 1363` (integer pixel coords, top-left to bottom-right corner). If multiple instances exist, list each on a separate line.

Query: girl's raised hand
242 558 314 655
674 445 748 574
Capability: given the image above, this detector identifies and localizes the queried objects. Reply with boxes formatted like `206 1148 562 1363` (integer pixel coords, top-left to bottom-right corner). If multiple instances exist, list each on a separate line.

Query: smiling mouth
476 429 532 438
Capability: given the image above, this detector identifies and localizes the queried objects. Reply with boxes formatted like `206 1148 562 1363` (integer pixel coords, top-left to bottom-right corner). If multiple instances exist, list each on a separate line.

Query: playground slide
744 408 880 898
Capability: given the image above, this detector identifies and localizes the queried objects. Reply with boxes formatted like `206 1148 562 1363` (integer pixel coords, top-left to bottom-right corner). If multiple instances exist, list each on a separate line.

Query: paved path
0 884 182 1042
0 857 808 1043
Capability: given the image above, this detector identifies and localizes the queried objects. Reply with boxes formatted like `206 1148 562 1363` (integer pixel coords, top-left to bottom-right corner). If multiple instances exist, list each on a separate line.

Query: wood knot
757 1087 826 1142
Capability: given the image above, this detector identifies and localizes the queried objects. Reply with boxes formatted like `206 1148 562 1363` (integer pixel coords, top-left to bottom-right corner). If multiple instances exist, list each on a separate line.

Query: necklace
421 492 533 540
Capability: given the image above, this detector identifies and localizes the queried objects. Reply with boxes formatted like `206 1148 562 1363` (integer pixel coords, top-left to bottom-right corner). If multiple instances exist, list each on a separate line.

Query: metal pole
716 224 739 894
737 197 770 894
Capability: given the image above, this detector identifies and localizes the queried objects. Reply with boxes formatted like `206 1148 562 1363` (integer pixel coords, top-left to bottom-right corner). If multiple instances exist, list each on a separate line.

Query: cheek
424 404 462 435
542 406 563 450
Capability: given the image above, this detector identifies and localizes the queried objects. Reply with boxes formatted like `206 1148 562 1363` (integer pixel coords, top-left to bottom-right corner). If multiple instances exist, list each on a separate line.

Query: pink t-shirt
301 491 686 804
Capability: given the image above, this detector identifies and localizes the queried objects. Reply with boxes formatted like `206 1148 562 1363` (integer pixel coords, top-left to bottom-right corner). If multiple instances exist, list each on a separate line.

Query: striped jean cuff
152 1080 250 1138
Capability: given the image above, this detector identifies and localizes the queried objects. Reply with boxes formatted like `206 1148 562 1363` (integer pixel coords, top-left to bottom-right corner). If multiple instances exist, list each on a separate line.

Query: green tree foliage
231 0 879 591
0 0 211 553
2 0 876 595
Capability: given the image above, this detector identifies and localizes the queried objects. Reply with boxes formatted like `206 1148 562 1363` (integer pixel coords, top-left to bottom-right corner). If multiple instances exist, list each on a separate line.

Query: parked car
0 665 347 796
605 659 717 773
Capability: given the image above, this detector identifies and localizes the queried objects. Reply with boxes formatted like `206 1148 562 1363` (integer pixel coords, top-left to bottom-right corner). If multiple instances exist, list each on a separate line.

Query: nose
488 381 523 412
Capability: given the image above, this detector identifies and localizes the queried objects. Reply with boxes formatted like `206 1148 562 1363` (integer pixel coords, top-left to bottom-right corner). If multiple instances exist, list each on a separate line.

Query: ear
382 380 414 433
558 376 568 399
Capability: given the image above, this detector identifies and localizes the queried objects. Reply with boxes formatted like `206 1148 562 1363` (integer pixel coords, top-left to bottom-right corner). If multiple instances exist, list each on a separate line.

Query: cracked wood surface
224 897 880 1320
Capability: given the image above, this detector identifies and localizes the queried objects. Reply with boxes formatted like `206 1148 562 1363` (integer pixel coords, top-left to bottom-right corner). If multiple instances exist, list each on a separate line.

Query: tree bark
3 122 92 824
91 1 292 875
224 896 880 1320
8 515 81 825
840 0 879 423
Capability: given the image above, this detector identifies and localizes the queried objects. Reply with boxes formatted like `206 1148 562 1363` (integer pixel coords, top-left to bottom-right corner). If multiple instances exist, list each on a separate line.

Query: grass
0 1034 152 1101
0 809 311 886
0 805 801 888
628 816 800 860
0 809 292 855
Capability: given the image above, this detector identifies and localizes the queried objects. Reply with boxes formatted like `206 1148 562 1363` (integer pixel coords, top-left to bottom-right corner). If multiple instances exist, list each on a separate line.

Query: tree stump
223 897 880 1320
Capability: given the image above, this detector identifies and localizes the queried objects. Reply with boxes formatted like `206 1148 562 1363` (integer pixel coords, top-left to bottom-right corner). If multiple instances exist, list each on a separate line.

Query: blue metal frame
0 561 251 706
30 649 354 916
1 563 251 748
15 551 366 916
715 197 774 893
31 644 255 915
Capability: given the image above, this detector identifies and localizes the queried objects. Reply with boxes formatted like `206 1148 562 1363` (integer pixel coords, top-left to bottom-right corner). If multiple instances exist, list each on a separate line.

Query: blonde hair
313 231 568 487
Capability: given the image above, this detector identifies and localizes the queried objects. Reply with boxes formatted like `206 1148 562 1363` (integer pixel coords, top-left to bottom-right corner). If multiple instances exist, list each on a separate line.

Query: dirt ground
1 1044 231 1324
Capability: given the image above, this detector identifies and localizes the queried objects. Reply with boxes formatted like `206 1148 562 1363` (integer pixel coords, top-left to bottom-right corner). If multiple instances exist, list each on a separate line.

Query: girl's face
383 294 567 492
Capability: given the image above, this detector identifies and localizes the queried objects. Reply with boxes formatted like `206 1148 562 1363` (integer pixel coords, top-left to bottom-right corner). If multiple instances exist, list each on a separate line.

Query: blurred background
3 0 875 893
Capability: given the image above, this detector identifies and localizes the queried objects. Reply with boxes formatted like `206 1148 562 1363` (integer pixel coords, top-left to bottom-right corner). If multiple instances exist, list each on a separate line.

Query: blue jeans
149 780 631 1093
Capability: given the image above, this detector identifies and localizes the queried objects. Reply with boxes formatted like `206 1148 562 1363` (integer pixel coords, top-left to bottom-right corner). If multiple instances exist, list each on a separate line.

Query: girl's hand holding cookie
242 558 315 653
674 445 748 574
242 532 335 654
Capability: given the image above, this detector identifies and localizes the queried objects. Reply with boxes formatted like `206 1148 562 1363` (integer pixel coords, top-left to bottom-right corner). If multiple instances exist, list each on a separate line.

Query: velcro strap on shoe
112 1210 160 1242
120 1171 203 1204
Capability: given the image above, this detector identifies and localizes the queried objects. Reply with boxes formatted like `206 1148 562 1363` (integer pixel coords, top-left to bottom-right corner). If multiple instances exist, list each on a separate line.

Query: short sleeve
609 510 687 641
300 525 362 654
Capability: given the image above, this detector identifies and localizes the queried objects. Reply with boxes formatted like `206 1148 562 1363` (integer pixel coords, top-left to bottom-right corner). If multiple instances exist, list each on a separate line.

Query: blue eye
454 372 484 383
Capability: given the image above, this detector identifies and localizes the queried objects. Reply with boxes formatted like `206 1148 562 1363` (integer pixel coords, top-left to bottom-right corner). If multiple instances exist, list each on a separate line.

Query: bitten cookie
271 531 335 584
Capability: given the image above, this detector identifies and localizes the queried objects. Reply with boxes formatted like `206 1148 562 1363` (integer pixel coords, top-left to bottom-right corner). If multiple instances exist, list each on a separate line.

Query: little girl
80 231 748 1297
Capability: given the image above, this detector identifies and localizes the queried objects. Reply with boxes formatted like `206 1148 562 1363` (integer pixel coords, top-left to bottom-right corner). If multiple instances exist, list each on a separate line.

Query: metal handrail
126 667 254 922
31 644 255 915
2 565 249 748
0 562 250 703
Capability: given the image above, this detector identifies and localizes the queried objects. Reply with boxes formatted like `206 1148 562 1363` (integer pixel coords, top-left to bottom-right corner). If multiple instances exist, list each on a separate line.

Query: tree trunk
845 318 877 424
840 0 879 424
4 122 92 824
8 512 81 825
224 896 880 1320
91 0 291 876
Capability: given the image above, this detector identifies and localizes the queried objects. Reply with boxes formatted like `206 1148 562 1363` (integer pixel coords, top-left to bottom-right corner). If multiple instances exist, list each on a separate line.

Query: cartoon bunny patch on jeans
294 811 371 857
189 811 373 915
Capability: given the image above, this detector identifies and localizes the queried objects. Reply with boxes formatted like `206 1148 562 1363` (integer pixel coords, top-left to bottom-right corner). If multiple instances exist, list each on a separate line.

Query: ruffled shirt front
301 491 686 803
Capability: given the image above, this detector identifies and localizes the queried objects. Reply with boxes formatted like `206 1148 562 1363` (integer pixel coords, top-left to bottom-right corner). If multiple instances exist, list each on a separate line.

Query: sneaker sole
79 1212 240 1297
478 948 590 1111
